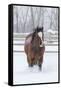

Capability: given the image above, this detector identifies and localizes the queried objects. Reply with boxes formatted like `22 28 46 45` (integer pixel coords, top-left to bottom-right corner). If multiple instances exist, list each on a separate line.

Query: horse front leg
27 56 34 67
38 56 43 70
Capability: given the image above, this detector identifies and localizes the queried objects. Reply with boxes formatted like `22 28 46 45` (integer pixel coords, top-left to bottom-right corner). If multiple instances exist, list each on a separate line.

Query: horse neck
32 32 40 44
32 32 36 41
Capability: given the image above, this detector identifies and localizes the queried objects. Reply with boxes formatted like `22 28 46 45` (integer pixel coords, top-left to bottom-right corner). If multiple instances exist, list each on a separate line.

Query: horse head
32 27 43 41
36 27 43 40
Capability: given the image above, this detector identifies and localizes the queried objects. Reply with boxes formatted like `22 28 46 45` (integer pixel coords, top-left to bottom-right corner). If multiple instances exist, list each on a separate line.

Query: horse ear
42 27 43 30
34 26 43 33
38 27 43 32
41 27 43 32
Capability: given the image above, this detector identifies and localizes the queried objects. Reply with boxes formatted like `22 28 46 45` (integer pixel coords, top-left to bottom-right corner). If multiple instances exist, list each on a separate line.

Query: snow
13 51 58 85
13 39 58 85
47 29 57 34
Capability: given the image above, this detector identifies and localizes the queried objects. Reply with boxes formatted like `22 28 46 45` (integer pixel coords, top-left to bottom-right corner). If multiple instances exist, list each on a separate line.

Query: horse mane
35 26 43 33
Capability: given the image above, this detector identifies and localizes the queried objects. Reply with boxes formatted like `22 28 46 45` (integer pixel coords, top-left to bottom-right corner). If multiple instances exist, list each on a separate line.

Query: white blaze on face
38 32 44 47
38 32 42 39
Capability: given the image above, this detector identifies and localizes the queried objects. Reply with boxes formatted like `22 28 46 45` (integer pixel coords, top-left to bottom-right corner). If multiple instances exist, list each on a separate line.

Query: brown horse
24 27 45 70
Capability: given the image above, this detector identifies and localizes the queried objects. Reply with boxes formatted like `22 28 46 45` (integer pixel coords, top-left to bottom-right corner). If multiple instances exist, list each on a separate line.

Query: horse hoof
29 64 33 67
38 64 42 70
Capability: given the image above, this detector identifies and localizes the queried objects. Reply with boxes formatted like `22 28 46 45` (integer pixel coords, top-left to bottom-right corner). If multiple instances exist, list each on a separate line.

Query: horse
24 27 45 70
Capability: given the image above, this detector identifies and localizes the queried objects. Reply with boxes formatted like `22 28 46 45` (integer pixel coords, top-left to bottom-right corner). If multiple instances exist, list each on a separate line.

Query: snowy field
13 50 58 85
13 6 59 85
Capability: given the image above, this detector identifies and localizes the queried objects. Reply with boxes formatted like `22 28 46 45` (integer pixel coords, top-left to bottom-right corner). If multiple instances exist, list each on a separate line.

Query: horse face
35 27 43 40
38 32 42 40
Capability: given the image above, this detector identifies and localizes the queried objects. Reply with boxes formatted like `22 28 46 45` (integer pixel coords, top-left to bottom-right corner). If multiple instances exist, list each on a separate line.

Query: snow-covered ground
13 51 58 85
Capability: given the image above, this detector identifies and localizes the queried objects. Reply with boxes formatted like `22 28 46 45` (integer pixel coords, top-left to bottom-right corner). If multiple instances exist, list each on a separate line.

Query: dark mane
35 26 43 33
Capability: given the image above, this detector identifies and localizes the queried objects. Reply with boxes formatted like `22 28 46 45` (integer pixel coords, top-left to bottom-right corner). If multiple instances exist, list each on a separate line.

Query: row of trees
13 6 58 33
